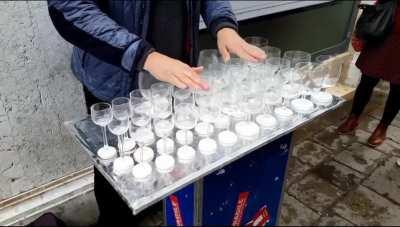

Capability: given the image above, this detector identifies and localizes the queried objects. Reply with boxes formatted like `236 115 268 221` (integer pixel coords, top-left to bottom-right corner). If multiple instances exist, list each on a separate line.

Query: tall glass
130 89 152 129
151 82 173 119
112 97 136 153
315 54 342 89
90 103 117 160
174 103 198 145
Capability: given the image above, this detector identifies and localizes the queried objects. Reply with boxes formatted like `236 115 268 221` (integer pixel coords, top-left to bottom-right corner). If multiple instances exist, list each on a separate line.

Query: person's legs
338 75 380 134
368 82 400 146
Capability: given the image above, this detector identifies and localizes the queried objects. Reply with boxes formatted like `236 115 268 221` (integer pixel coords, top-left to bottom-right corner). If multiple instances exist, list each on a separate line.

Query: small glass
198 49 220 69
90 103 117 160
173 88 194 109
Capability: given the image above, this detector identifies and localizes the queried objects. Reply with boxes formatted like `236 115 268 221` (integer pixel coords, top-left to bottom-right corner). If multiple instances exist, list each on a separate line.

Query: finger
218 45 230 63
192 66 204 74
177 71 202 90
244 44 267 61
183 70 209 90
232 46 258 62
168 73 187 89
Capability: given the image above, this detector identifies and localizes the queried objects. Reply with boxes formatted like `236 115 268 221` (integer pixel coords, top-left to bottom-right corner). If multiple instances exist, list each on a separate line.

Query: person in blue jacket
47 0 266 225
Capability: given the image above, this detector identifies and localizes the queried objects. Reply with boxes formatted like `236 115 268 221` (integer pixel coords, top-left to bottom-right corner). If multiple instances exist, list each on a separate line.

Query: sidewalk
281 87 400 226
139 86 400 226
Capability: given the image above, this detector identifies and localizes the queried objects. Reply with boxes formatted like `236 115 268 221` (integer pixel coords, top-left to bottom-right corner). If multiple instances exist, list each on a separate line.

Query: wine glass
130 89 152 129
151 82 173 119
198 49 220 69
90 103 117 160
315 54 342 90
244 36 269 48
153 115 175 153
173 88 194 109
174 103 198 145
310 63 334 107
283 50 311 67
112 97 136 153
290 62 316 119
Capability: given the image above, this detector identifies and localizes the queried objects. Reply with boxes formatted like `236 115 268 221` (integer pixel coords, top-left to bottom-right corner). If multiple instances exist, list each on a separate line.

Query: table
65 96 344 226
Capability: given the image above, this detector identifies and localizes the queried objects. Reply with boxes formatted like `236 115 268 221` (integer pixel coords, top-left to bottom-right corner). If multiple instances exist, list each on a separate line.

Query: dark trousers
351 74 400 126
83 87 162 226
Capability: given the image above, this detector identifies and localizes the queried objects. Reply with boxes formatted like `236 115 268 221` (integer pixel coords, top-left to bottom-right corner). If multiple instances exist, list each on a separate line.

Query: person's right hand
143 52 209 90
351 35 364 52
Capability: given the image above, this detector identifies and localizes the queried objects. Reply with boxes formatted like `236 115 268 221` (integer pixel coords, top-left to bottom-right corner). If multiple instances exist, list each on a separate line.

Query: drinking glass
108 115 130 158
244 36 269 48
112 97 136 152
151 82 173 119
198 49 220 69
263 46 281 59
130 89 152 129
315 54 342 89
90 103 117 159
173 88 194 109
283 50 311 67
154 115 175 155
174 103 198 145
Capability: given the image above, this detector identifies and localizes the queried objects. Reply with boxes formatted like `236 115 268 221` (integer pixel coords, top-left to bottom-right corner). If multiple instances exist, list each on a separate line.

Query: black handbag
355 0 398 44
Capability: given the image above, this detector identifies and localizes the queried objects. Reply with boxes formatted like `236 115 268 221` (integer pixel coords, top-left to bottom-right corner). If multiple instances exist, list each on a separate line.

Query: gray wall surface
0 1 90 200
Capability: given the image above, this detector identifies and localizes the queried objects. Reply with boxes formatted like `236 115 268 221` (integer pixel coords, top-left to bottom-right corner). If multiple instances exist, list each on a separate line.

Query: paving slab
313 126 353 154
288 174 344 213
279 193 320 226
363 157 400 205
285 157 311 187
358 115 400 142
312 160 365 191
373 138 400 157
315 212 354 226
334 143 386 174
333 186 400 226
293 140 332 167
368 107 400 128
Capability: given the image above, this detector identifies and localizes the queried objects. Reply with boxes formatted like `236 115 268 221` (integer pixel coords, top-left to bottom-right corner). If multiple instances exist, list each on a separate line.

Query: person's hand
351 35 364 52
217 28 266 63
144 52 208 90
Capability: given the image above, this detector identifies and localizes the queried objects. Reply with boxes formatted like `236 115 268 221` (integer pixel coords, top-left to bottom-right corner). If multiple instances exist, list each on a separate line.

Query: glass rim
90 102 111 112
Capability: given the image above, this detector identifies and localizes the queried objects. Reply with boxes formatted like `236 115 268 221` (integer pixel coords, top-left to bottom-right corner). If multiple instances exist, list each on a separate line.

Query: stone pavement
141 88 400 226
281 89 400 226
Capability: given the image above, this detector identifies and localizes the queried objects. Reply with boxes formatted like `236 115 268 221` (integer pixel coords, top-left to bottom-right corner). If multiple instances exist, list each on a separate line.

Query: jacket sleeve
47 0 153 73
200 0 239 37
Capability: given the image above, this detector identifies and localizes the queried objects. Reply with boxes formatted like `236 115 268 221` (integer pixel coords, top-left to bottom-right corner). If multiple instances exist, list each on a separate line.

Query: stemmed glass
283 50 312 67
90 103 117 160
174 103 198 146
109 100 133 175
290 62 316 119
151 82 173 119
130 89 152 129
112 97 136 153
310 63 334 107
173 88 194 109
315 54 342 90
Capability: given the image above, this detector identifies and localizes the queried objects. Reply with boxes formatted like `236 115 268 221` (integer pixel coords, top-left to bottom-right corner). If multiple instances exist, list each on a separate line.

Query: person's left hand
217 28 266 63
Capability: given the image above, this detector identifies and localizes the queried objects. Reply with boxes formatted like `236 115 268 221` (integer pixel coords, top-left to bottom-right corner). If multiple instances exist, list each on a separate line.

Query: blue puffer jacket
47 0 238 101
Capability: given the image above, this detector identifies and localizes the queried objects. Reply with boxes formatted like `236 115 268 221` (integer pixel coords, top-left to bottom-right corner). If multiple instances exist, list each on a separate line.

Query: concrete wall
0 1 90 201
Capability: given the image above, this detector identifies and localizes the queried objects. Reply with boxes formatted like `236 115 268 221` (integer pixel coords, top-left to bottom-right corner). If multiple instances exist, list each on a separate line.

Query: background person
338 1 400 147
